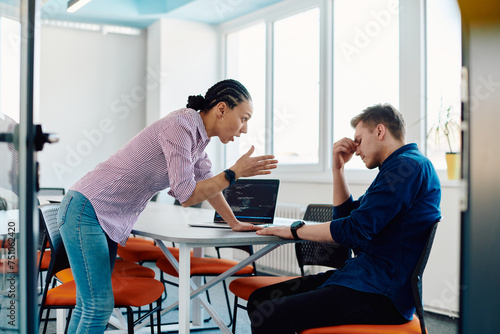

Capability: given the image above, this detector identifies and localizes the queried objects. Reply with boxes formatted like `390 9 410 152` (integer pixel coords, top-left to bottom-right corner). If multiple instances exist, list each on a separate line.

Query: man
251 103 441 333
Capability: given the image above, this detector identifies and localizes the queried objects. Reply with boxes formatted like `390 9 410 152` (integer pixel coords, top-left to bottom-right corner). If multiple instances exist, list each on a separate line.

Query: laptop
188 179 280 229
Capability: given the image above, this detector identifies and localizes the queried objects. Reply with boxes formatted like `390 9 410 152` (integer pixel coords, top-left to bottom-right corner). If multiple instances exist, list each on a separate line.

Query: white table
131 202 299 333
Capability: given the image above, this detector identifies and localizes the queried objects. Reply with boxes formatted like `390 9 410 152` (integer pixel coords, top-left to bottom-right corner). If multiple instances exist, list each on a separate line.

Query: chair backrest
38 187 65 196
216 245 256 274
412 221 439 334
295 204 351 276
39 204 70 286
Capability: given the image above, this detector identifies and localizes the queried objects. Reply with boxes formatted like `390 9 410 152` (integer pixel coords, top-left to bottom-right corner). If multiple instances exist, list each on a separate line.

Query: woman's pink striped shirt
71 108 213 245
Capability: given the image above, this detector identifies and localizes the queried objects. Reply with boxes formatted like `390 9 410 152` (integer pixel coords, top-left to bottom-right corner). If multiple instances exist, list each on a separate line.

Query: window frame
219 0 433 184
220 0 331 177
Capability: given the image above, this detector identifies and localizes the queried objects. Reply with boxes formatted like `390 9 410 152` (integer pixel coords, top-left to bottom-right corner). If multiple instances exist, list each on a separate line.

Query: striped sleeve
160 119 198 204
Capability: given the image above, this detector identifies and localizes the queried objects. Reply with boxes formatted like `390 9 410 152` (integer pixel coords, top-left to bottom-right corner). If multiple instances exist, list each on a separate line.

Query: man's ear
376 124 386 140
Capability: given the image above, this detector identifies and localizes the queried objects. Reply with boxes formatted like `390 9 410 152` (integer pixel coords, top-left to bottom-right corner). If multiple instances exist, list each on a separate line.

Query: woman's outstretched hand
231 146 278 179
230 221 266 232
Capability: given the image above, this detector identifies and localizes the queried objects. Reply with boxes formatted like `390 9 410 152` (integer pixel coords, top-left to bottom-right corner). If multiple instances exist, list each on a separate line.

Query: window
425 0 462 170
223 0 457 179
333 0 399 170
224 2 323 171
273 8 320 165
226 23 266 162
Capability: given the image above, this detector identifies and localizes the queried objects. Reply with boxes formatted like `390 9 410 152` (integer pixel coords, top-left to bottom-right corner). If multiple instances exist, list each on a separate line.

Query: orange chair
297 222 439 334
228 204 350 333
38 204 164 334
55 259 156 284
299 318 424 334
117 237 166 264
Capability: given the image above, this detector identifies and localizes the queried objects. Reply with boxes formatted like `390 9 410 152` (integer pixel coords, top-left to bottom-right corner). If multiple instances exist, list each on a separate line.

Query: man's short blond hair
350 103 406 141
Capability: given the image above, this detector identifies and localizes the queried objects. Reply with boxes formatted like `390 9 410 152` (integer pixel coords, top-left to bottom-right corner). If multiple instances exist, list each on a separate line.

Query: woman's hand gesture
231 146 278 178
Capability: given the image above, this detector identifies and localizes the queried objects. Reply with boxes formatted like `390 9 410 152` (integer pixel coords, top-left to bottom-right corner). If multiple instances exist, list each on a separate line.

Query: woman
57 79 277 333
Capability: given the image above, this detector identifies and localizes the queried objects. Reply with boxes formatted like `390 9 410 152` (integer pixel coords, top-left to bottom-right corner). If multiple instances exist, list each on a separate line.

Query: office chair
37 221 51 295
298 221 439 334
36 186 65 292
54 258 156 284
228 204 351 333
38 204 164 334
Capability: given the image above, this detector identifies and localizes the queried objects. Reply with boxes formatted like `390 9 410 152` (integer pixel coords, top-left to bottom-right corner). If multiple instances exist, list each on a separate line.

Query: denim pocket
57 195 73 228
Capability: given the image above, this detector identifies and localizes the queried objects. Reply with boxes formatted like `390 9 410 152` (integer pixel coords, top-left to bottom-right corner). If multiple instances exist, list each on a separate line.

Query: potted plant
428 104 461 180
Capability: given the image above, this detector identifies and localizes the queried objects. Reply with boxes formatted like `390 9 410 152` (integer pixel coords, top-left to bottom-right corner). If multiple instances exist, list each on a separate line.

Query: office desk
131 202 298 333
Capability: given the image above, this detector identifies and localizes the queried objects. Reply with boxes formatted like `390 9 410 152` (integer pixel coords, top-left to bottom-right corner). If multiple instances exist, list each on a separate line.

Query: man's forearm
332 167 351 206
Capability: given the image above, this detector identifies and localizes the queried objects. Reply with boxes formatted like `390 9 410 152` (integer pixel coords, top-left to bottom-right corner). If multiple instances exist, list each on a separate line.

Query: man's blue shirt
325 143 441 320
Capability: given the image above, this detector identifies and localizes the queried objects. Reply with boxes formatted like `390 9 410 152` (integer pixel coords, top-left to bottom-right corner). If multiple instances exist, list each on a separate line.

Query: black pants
247 270 408 334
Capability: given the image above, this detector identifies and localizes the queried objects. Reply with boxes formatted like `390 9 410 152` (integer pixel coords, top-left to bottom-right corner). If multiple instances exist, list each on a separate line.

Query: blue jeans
58 190 118 333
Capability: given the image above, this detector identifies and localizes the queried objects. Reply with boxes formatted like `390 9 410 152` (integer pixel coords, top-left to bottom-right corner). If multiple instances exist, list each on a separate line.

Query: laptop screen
214 179 280 224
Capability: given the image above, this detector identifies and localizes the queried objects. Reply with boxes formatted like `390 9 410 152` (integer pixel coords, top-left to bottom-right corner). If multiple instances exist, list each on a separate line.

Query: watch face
291 220 304 228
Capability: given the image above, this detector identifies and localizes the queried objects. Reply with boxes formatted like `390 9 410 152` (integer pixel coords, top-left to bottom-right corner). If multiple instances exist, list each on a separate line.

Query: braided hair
186 79 251 112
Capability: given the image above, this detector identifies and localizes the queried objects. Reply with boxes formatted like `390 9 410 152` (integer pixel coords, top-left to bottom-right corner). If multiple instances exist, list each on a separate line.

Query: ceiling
41 0 285 29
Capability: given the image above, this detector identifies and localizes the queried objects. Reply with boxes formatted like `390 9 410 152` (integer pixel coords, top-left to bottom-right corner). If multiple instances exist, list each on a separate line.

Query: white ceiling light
67 0 92 13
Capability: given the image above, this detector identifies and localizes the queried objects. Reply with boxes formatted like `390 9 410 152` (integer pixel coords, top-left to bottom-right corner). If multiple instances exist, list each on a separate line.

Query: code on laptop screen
214 179 280 224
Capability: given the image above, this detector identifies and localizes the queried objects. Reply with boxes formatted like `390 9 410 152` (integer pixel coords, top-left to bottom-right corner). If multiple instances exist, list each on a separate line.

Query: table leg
192 248 203 326
178 243 191 333
149 241 282 334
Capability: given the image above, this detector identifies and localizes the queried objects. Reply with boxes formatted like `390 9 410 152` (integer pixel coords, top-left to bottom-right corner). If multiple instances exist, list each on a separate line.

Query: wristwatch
290 220 306 240
224 169 236 186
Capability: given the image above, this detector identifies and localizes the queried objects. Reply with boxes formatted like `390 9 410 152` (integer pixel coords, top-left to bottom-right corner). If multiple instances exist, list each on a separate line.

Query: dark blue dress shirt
325 143 441 320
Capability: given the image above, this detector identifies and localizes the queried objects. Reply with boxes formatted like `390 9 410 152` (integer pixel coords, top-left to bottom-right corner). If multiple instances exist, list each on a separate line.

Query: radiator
233 202 307 276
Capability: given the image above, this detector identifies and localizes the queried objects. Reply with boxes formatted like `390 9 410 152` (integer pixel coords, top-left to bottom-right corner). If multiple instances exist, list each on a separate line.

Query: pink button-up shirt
71 108 213 245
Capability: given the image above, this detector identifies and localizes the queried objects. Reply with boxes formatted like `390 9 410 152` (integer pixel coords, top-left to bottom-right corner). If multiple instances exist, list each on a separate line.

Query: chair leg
126 306 134 334
64 308 73 334
149 303 154 334
222 279 233 328
156 299 162 333
42 308 50 334
232 296 239 334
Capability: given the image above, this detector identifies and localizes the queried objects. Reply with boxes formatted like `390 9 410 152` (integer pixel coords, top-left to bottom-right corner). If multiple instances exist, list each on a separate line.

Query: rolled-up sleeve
332 195 358 219
194 150 214 182
160 122 198 204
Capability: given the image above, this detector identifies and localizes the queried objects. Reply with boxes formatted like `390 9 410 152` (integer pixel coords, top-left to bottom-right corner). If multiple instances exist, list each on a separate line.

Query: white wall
38 25 147 190
146 18 224 180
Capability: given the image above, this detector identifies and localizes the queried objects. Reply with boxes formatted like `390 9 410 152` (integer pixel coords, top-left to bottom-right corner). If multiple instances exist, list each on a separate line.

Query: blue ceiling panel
40 0 285 29
135 0 195 15
165 0 284 24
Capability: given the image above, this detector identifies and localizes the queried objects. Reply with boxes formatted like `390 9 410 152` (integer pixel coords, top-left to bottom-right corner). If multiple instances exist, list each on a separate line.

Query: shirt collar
193 110 210 144
379 143 418 169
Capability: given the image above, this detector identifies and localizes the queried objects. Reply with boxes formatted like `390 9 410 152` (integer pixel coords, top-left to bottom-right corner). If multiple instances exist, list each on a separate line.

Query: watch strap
290 221 305 240
224 169 236 185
